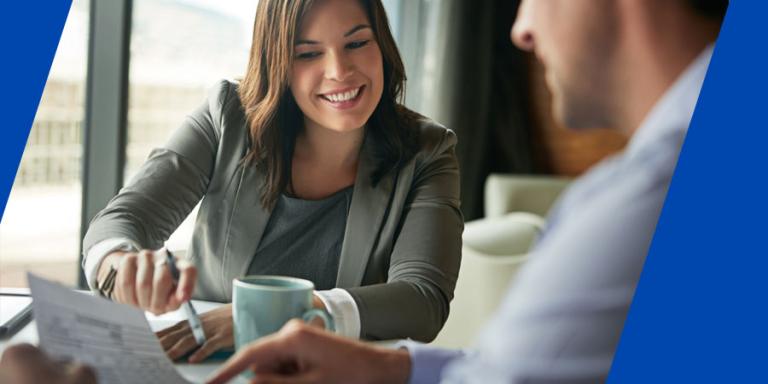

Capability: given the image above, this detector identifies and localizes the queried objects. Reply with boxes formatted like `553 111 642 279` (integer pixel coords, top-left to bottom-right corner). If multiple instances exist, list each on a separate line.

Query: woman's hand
157 296 329 363
157 303 234 363
97 249 197 315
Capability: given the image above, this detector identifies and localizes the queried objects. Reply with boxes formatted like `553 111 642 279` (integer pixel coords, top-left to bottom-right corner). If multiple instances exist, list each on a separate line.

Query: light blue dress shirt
404 46 714 384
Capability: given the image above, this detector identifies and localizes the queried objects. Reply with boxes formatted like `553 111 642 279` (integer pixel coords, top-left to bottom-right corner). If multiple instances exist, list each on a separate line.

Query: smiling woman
82 0 463 363
240 0 422 207
292 16 384 132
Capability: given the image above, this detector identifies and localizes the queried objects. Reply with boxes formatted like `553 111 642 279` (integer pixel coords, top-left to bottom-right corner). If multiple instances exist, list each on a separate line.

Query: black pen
165 249 206 346
0 297 32 339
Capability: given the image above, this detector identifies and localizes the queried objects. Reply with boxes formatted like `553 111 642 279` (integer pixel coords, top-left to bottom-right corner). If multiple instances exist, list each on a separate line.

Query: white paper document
28 274 191 384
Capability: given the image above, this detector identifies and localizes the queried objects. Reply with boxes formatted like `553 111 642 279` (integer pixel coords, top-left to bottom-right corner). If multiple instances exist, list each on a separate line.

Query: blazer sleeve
82 80 232 260
348 128 464 342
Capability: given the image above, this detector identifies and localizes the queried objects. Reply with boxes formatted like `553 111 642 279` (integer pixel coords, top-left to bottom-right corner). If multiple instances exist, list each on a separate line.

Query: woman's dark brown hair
239 0 421 209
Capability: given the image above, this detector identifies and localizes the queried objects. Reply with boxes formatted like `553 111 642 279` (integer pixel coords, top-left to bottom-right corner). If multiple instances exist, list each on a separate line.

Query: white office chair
431 174 570 348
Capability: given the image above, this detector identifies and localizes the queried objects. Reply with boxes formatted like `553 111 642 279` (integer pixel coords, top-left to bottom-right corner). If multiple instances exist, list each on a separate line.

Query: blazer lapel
221 163 272 298
336 138 395 288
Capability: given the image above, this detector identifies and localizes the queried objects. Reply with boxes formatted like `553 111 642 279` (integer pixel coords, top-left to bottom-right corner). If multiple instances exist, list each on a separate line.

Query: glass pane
0 0 90 288
126 0 257 250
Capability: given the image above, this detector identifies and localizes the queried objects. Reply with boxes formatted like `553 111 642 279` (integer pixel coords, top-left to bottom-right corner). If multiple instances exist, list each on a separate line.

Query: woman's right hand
97 249 197 315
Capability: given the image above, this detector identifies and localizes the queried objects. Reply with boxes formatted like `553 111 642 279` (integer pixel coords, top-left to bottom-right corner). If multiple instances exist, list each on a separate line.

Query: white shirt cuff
83 238 139 290
314 288 361 339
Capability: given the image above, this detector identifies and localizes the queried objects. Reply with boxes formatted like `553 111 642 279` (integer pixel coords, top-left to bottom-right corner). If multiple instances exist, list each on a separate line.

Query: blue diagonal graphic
0 2 72 220
610 2 768 382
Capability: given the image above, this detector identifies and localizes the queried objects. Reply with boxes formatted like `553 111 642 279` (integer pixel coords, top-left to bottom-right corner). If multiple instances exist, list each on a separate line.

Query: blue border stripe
0 2 73 220
610 2 768 382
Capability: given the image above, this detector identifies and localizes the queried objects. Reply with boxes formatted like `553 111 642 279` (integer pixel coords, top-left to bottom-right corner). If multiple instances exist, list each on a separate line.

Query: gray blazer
83 80 463 341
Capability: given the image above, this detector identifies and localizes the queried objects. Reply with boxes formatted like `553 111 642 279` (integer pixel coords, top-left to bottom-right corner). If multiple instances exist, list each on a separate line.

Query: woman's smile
318 85 366 110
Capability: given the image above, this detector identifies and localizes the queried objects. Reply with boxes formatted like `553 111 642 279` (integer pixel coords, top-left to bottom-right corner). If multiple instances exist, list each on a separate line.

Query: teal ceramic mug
232 275 334 351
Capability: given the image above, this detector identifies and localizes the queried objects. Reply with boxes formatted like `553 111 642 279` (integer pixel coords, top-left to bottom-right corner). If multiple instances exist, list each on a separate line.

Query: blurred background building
1 0 255 286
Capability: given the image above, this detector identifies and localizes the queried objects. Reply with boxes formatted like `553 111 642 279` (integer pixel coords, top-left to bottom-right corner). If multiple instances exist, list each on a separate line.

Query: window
125 0 257 249
0 0 406 288
0 0 90 287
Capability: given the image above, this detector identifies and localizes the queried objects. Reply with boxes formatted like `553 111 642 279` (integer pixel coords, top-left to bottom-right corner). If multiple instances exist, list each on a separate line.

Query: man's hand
157 304 234 363
97 249 196 315
206 320 411 384
0 344 97 384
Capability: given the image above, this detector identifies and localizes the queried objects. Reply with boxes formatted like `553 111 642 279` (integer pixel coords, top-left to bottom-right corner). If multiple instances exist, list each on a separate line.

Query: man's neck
615 3 720 136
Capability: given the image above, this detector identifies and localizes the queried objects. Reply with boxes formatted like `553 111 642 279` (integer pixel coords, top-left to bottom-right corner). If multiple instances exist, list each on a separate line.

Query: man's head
512 0 726 132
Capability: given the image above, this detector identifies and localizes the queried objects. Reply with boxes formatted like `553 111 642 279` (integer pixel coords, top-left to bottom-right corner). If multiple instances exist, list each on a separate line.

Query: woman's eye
346 40 370 49
296 51 321 60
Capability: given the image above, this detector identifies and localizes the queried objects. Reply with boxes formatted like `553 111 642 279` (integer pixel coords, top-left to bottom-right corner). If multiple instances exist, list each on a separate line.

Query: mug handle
302 308 335 332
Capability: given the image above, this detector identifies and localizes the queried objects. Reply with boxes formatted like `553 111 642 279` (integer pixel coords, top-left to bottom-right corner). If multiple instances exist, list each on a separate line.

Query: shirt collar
626 45 715 158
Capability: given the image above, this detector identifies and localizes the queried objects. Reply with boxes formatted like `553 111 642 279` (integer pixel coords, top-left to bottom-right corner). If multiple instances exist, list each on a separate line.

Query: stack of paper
28 274 191 384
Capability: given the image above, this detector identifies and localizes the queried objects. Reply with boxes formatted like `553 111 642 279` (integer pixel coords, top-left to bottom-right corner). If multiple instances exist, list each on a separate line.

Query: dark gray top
247 186 353 291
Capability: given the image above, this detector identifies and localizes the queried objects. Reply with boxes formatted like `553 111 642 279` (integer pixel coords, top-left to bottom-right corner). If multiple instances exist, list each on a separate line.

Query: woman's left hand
157 304 234 363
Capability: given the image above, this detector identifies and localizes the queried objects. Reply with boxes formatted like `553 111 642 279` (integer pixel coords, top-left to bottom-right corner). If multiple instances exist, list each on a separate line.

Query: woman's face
290 0 384 134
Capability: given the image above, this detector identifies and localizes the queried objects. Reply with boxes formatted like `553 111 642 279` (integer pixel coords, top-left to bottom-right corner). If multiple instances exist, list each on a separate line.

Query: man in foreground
0 0 725 383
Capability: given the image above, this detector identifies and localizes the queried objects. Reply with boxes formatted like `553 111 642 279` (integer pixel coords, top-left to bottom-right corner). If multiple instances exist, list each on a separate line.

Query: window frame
78 0 132 287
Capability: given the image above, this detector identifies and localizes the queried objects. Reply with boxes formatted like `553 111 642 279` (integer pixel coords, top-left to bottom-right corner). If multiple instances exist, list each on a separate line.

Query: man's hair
687 0 729 20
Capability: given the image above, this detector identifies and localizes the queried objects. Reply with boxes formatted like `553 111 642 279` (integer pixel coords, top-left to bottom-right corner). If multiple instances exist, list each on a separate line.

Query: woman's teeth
323 87 360 102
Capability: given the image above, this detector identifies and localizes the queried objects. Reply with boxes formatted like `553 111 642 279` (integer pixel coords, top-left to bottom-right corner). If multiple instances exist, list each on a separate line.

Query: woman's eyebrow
296 39 319 46
295 24 372 46
344 24 372 37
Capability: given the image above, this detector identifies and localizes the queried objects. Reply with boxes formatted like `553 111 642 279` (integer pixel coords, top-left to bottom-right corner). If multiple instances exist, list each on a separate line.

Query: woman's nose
324 51 354 82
